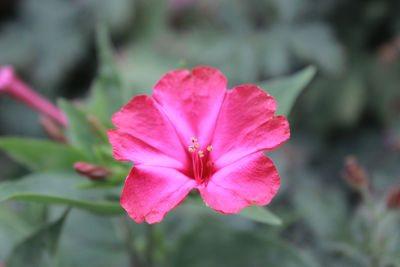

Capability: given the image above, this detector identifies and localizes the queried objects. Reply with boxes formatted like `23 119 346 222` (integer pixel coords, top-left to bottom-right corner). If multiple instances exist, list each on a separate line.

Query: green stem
146 224 155 267
119 217 142 267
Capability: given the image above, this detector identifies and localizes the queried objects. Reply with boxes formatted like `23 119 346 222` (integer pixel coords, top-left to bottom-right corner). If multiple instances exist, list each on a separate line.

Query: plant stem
119 217 142 267
146 224 155 267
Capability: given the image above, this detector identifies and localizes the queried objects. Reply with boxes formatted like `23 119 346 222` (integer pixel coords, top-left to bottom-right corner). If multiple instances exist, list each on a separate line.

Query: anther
191 137 197 143
207 145 213 151
198 150 204 157
194 142 199 148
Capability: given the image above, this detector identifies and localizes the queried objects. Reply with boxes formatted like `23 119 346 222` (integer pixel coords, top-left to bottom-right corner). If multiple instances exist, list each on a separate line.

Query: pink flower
108 66 290 223
0 65 68 126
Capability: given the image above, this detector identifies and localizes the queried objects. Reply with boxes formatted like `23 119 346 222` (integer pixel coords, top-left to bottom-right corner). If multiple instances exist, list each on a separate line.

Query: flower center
188 137 214 184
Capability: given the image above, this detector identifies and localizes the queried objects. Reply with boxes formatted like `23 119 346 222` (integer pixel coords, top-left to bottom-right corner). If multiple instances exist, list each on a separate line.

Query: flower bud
74 162 112 181
386 187 400 209
87 115 108 140
39 115 67 144
341 156 368 189
0 65 68 126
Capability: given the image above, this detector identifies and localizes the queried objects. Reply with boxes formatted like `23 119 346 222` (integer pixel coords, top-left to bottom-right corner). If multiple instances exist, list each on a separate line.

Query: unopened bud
0 65 68 126
39 115 67 143
87 115 107 140
386 187 400 209
341 156 368 189
74 162 112 181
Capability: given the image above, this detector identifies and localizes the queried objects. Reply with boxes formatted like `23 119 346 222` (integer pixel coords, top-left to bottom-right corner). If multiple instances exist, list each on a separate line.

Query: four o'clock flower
108 66 290 224
0 65 68 127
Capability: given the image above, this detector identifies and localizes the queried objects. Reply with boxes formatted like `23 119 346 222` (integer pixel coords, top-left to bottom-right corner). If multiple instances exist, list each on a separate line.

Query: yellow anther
188 146 194 152
194 142 199 148
191 137 197 143
207 145 213 151
198 150 204 157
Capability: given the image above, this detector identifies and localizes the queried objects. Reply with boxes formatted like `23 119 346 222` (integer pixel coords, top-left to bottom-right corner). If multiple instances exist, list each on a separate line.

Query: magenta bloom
0 65 68 126
108 66 290 223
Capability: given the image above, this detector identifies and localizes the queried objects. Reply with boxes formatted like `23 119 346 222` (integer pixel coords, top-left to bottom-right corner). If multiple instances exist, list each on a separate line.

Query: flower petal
110 95 188 167
211 85 289 168
199 153 280 214
153 66 227 146
108 129 186 170
121 166 196 224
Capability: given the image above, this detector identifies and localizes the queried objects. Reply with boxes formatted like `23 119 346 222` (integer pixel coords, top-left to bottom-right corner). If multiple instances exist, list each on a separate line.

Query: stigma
188 137 214 184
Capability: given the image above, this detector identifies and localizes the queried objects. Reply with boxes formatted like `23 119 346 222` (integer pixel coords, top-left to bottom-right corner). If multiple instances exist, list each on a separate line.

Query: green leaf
58 210 128 266
0 206 31 237
167 216 319 267
0 172 124 216
5 208 69 267
185 197 281 225
58 99 98 157
0 137 89 171
0 206 32 260
293 172 347 238
238 204 282 225
89 24 123 125
258 66 316 117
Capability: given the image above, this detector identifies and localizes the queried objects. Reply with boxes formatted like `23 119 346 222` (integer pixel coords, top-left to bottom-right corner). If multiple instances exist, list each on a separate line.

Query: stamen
188 137 214 184
198 150 204 157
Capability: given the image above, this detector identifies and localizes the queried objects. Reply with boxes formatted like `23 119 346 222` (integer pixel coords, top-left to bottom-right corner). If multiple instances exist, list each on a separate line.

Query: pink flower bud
342 156 368 189
87 115 107 140
39 115 67 144
0 65 68 127
386 187 400 209
74 162 112 181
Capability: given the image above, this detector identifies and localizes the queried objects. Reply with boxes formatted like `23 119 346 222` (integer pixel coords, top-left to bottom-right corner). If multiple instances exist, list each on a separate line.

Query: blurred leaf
5 208 69 267
167 216 320 267
238 204 282 225
0 172 124 216
0 138 89 171
289 23 345 74
258 66 316 117
0 206 32 260
263 26 291 76
335 78 365 126
58 99 97 157
118 44 178 97
90 25 123 125
293 172 347 238
185 197 281 225
383 254 400 267
76 175 127 190
133 0 168 41
59 209 128 266
324 241 369 267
